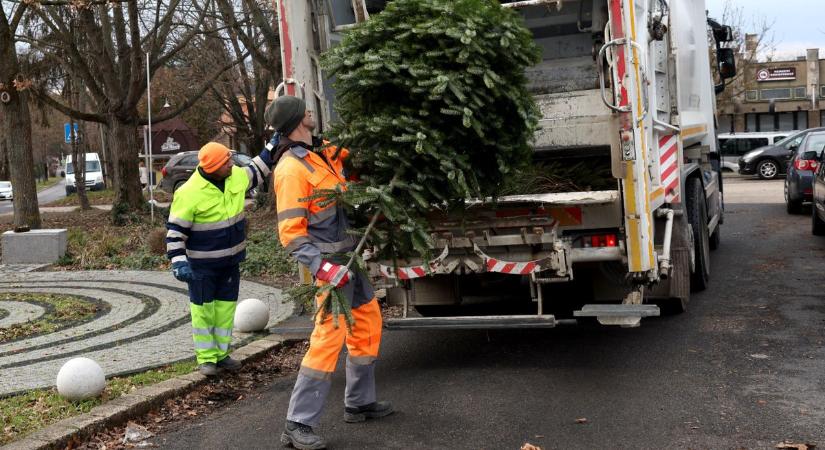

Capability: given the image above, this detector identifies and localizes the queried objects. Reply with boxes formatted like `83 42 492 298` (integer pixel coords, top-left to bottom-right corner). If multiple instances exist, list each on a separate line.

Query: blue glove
258 133 279 168
265 132 280 151
171 260 195 283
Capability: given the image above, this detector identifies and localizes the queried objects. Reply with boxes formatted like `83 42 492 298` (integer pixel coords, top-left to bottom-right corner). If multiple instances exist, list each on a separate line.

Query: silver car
0 181 12 200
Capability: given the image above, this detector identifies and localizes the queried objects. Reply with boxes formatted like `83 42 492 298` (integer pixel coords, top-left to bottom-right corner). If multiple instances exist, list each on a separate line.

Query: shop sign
756 67 796 82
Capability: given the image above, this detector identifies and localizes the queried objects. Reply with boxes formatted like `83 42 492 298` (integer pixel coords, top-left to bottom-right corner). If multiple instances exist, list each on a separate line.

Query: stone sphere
56 357 105 401
234 298 270 332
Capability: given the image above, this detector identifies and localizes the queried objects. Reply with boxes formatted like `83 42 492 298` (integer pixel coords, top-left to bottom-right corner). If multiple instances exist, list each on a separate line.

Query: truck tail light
585 234 618 248
795 159 818 171
161 167 167 177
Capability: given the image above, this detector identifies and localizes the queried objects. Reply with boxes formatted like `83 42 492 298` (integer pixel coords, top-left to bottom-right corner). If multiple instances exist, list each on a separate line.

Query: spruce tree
293 0 541 329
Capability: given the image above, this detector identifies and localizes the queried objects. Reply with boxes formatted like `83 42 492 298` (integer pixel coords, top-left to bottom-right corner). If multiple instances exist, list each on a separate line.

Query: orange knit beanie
198 142 231 173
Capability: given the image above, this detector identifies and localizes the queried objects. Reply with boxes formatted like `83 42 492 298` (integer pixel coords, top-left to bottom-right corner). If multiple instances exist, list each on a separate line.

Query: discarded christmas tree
291 0 541 330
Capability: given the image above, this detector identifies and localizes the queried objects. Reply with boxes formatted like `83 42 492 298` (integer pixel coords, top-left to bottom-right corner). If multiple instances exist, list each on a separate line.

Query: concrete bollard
1 229 68 264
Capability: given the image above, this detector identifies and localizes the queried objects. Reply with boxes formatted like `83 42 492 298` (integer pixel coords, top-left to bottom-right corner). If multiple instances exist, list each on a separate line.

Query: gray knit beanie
264 96 306 135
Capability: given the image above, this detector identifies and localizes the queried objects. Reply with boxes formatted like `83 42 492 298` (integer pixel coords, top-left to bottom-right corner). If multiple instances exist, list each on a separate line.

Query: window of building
745 113 757 132
821 85 825 99
745 90 758 101
717 114 733 134
760 88 792 100
759 114 774 131
777 113 795 131
794 87 808 99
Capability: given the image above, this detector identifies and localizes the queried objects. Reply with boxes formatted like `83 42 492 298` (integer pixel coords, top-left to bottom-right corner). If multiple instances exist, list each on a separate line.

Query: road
152 177 825 449
0 181 66 216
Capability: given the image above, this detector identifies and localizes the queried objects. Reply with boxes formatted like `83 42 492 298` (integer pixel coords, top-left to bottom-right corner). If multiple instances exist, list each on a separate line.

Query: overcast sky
705 0 825 59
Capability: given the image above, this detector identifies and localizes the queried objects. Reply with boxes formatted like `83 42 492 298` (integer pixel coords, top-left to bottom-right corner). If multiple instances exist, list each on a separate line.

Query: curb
3 333 292 450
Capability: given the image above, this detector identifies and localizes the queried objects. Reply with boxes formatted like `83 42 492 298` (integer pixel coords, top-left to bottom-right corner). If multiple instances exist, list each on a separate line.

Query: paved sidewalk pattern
0 270 293 396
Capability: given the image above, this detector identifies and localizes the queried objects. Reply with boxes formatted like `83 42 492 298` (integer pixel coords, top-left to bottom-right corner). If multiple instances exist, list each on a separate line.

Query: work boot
280 421 326 450
199 363 218 376
344 401 394 423
217 356 242 372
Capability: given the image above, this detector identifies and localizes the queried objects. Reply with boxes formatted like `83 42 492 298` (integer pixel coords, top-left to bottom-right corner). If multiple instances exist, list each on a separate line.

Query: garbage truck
276 0 737 329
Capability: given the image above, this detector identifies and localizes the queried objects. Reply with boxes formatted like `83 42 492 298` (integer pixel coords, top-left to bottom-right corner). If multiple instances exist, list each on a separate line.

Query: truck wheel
756 159 779 180
658 247 690 315
686 178 710 292
709 225 720 250
812 206 825 236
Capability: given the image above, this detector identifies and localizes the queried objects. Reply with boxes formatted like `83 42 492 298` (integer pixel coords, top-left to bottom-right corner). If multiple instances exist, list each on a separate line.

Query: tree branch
141 50 249 125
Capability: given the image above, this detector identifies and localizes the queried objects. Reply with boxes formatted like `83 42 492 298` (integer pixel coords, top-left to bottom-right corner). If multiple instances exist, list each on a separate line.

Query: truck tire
658 247 690 314
686 178 709 292
709 225 720 250
813 206 825 236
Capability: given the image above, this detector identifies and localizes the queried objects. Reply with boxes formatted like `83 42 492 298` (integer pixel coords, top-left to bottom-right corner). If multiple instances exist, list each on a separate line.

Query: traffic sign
64 123 80 143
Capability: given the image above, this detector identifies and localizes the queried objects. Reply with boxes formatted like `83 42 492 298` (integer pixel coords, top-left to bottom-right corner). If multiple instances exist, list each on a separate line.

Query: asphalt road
0 181 66 215
152 177 825 449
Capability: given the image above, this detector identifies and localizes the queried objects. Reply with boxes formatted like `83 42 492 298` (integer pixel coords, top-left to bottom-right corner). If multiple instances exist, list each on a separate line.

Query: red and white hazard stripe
378 265 428 280
485 258 538 275
659 135 680 203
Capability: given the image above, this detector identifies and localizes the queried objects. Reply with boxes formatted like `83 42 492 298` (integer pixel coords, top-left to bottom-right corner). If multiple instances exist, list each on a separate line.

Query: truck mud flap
384 315 559 330
573 304 660 327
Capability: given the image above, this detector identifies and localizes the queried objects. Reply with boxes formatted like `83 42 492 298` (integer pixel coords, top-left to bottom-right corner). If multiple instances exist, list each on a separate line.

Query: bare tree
20 0 241 213
711 0 776 107
212 0 281 154
1 1 41 228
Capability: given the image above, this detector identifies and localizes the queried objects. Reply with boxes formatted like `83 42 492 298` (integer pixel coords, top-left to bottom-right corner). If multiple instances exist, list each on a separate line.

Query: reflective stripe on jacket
166 157 270 268
273 142 355 270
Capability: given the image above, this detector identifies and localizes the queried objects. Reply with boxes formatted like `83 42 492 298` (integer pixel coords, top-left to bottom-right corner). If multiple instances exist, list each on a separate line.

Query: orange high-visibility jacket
273 140 355 274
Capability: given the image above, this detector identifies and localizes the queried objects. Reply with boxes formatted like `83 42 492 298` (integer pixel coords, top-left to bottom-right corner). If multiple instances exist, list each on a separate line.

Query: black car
738 128 825 180
813 149 825 235
159 151 257 197
785 131 825 214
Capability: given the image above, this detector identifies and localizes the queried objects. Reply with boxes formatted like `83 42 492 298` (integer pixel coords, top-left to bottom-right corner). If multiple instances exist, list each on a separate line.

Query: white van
64 153 105 195
717 132 793 172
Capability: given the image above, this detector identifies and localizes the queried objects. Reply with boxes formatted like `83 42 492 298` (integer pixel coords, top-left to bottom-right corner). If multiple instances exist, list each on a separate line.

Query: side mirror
713 25 734 43
718 48 737 80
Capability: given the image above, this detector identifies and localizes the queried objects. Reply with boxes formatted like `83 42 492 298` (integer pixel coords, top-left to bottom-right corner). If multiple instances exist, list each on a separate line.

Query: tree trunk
71 133 91 210
106 114 144 211
0 140 9 181
2 89 41 229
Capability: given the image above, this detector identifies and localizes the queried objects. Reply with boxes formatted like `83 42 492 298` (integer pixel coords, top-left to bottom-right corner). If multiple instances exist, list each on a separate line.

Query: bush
241 231 295 278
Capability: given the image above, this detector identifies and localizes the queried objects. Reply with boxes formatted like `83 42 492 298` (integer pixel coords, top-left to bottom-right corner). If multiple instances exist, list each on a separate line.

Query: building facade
717 48 822 133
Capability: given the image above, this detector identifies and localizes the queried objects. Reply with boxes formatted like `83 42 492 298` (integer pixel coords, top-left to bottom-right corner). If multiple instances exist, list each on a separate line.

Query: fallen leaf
758 400 767 406
521 444 542 450
575 418 588 424
776 441 814 450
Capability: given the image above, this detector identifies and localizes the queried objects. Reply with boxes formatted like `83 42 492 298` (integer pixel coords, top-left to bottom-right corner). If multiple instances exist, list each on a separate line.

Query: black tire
787 198 803 214
686 178 710 292
785 181 803 214
756 159 780 180
65 187 73 196
813 206 825 236
709 225 720 250
173 180 186 192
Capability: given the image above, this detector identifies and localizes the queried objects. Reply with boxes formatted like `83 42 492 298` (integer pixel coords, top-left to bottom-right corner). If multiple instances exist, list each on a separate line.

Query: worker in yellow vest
165 141 274 376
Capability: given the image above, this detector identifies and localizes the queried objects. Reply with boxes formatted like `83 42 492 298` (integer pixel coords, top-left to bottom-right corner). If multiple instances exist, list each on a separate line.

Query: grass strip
0 293 104 343
0 360 197 445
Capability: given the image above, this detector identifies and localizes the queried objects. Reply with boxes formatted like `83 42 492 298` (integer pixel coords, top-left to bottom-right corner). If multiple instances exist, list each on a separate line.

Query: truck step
384 315 558 330
573 304 660 327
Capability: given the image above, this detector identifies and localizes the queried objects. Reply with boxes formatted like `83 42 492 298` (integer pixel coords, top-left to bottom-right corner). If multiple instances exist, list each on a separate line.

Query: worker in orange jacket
267 96 393 450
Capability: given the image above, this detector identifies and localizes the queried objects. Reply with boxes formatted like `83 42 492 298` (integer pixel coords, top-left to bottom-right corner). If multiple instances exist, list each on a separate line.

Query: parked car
719 132 791 174
159 151 258 197
0 181 12 200
785 131 825 214
738 129 825 180
812 150 825 235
